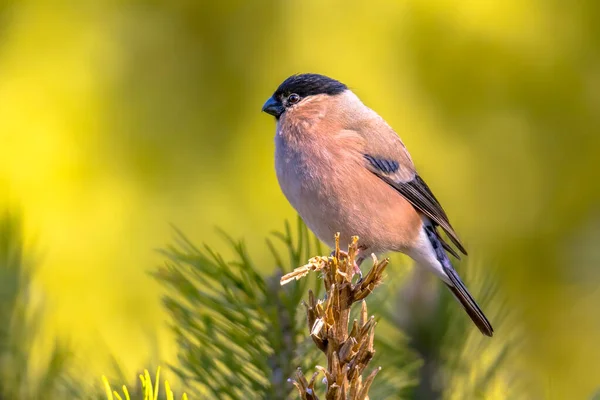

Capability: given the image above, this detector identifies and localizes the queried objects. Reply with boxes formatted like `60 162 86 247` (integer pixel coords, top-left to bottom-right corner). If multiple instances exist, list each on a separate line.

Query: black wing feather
439 235 461 259
364 155 468 256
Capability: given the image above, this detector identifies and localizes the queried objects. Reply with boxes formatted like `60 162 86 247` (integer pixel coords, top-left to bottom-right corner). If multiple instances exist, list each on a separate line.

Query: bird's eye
287 93 301 104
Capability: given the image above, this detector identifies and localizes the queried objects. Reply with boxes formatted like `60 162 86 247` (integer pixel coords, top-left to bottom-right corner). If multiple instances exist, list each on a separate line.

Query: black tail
424 224 493 336
443 266 494 337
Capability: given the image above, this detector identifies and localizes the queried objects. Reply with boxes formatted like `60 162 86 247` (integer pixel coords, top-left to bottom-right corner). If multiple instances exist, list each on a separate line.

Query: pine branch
0 211 75 399
155 218 512 400
155 218 322 399
281 234 388 400
384 258 519 399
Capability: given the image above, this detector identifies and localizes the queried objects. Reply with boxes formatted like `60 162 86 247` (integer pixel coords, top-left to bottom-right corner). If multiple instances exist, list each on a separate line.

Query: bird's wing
357 122 467 256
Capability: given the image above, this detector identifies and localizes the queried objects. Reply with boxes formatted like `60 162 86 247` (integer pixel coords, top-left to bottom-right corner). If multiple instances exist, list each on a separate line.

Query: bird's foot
353 262 363 283
329 249 363 282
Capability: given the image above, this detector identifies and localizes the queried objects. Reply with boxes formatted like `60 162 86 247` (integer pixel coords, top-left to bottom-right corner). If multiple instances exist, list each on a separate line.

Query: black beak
262 96 285 118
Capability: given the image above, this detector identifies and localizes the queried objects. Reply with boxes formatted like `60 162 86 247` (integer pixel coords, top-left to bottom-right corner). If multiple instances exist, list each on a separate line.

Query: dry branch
281 234 389 400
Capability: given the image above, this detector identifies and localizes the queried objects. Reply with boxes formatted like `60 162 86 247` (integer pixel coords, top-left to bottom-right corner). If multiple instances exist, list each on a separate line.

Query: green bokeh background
1 0 599 397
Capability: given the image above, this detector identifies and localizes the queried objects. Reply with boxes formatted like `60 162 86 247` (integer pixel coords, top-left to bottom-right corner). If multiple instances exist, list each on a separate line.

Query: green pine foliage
378 261 519 399
0 210 515 399
155 218 516 399
156 219 325 399
102 367 188 400
0 212 75 399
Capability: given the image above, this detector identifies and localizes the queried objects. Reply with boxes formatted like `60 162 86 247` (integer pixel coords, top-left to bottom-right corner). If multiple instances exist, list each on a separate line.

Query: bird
261 73 493 337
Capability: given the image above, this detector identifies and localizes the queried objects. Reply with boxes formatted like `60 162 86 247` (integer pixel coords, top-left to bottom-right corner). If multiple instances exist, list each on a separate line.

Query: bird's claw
330 249 363 282
354 266 364 285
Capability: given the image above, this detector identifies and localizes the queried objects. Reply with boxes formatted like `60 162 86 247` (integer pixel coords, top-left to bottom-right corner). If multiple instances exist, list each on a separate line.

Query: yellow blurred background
1 0 599 397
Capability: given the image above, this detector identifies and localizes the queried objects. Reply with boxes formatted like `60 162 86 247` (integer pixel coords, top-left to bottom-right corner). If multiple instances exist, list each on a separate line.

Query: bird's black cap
274 73 347 99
